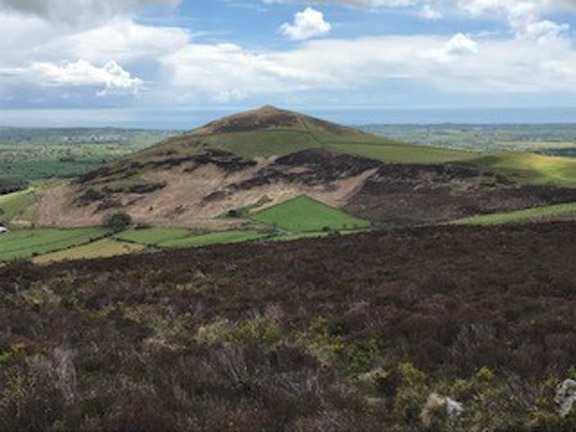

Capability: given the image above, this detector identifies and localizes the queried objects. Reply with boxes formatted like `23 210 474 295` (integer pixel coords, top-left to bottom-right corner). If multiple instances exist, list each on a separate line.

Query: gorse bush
102 211 132 231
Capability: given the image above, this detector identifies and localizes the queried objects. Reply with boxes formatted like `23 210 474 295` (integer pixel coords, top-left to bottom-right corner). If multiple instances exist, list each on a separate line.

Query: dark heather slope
0 223 575 430
344 163 576 226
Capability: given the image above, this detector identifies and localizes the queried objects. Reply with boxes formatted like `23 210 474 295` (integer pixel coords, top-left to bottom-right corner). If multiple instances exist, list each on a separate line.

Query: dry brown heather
0 223 575 430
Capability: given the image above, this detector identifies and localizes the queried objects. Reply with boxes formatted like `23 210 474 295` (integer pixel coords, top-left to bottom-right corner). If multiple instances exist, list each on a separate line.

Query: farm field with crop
33 238 147 264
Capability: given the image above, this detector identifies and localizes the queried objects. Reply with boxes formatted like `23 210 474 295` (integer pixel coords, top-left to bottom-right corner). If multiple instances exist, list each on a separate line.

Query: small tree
103 211 132 232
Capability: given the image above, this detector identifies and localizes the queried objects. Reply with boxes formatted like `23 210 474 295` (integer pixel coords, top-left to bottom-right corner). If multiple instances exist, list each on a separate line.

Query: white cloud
419 5 442 19
0 0 180 26
455 0 571 42
518 20 569 43
4 60 144 96
271 0 576 14
158 32 576 103
280 8 332 41
44 19 190 63
162 43 327 102
443 33 478 56
2 0 576 109
266 0 418 6
0 14 188 100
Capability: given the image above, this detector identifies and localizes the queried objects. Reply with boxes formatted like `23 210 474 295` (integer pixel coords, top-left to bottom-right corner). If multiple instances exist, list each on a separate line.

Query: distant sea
2 106 576 129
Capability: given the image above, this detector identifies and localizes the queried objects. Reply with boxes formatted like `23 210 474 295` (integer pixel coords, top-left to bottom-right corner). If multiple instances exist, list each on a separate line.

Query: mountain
35 106 576 228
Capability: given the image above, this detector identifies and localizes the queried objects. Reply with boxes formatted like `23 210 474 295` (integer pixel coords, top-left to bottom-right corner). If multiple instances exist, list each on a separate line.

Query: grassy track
268 232 329 242
0 228 110 261
158 230 263 248
34 239 146 264
115 228 193 246
252 195 370 232
451 202 576 226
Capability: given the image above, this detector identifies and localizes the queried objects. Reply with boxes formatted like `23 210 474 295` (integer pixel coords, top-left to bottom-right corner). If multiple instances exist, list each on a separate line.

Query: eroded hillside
34 106 576 229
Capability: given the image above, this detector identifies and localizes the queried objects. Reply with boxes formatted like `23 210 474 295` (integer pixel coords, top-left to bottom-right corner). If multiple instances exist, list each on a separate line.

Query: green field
252 195 371 232
451 202 576 226
33 238 147 264
0 228 110 261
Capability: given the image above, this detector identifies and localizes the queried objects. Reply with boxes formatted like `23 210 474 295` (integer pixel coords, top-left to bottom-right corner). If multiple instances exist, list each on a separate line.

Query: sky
1 0 576 127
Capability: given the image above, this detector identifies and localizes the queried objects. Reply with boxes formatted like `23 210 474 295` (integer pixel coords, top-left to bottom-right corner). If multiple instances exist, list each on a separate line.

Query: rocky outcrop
556 379 576 417
421 393 464 430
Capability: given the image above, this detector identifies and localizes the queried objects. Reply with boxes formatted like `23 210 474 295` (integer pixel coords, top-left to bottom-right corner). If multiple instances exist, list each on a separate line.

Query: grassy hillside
452 201 576 226
252 195 370 232
192 110 477 165
95 107 478 187
0 228 109 261
469 153 576 187
205 130 323 158
329 142 476 164
0 189 37 225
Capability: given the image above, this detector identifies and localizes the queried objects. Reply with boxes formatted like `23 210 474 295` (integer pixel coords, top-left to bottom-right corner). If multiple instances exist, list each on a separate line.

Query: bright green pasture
252 195 370 232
